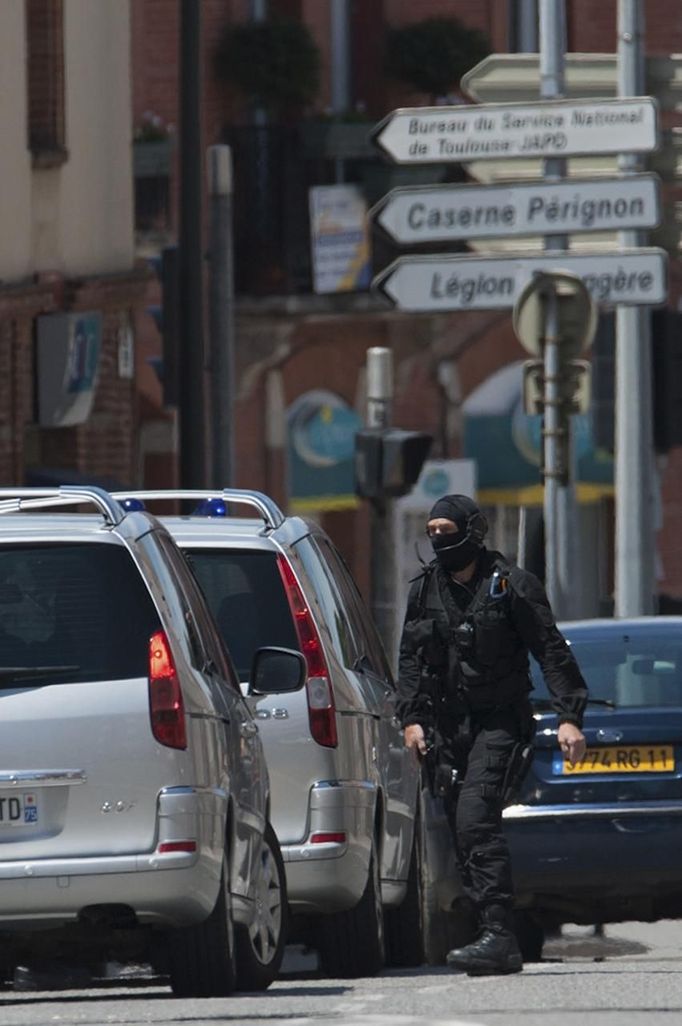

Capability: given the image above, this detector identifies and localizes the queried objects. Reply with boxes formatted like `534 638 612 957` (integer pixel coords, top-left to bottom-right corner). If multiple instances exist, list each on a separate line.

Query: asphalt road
1 920 681 1026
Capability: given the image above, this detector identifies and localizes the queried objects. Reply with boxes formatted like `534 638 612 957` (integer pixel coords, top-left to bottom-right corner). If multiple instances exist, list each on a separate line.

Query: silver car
0 486 300 995
115 489 459 976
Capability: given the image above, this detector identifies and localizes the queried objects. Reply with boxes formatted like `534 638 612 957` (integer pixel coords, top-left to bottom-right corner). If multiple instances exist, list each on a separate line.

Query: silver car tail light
277 555 338 748
148 631 187 750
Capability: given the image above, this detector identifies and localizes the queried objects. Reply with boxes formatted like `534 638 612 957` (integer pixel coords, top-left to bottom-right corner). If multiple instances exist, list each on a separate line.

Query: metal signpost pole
330 0 351 183
207 145 235 489
366 348 396 664
615 0 656 616
540 276 561 611
178 0 206 488
539 0 571 616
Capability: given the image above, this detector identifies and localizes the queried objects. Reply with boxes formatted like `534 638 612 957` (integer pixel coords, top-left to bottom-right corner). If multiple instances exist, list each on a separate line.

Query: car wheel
384 820 424 967
514 910 545 962
167 854 236 998
235 823 288 991
317 834 385 978
415 784 476 965
0 954 14 991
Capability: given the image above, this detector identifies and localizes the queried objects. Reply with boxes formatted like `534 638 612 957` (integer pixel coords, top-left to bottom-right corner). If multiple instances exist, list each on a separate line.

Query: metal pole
366 347 392 432
330 0 351 113
615 0 656 616
539 0 577 618
250 0 270 273
207 146 235 488
366 348 396 664
541 281 561 609
515 0 539 52
330 0 351 183
178 0 205 488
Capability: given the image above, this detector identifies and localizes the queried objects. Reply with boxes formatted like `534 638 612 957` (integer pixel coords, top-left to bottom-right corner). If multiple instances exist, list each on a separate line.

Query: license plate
553 745 675 775
0 793 38 826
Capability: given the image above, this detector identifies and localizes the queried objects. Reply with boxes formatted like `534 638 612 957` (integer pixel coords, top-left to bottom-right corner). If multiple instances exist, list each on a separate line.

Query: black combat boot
446 903 523 976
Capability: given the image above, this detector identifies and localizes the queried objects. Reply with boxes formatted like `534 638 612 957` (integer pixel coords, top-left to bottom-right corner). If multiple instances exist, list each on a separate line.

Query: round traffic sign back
512 269 598 357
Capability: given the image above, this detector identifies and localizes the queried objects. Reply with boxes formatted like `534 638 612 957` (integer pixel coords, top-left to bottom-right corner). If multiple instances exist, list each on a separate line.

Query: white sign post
374 249 668 312
367 67 667 624
460 52 682 110
372 97 658 165
372 174 660 245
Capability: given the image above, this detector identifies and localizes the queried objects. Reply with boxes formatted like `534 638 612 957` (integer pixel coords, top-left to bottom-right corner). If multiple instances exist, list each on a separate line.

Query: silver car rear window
0 543 161 685
187 550 298 680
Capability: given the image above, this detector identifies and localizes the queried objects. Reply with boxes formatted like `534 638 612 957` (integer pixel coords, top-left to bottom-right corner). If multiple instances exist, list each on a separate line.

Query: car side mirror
249 647 307 696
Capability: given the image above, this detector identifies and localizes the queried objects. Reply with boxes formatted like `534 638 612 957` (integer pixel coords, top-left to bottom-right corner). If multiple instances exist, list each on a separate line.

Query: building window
26 0 67 166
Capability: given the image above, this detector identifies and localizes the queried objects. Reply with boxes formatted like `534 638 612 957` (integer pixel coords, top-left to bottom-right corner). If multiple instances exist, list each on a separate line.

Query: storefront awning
463 362 613 505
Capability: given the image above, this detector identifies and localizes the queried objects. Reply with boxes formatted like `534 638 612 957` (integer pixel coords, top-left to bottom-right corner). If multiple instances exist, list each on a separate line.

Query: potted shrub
214 16 320 117
385 16 490 103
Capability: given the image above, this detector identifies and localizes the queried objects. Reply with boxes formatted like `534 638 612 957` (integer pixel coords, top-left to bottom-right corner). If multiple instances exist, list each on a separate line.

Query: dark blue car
504 617 682 960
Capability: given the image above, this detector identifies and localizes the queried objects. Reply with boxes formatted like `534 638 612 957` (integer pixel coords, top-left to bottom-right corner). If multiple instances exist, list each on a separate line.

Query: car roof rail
0 486 125 526
112 489 285 530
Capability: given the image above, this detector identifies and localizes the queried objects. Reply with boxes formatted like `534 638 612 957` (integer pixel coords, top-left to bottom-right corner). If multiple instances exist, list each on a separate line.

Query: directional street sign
372 249 668 313
371 174 660 245
372 97 659 165
461 53 682 110
463 126 682 183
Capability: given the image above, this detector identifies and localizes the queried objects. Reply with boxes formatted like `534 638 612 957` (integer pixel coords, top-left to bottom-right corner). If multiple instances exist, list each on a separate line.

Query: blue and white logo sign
288 391 363 513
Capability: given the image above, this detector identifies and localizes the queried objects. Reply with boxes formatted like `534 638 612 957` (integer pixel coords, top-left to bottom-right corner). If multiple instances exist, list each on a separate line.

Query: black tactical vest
417 553 531 713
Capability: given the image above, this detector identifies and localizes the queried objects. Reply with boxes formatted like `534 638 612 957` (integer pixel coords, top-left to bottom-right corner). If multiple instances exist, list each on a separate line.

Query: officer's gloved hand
404 724 428 756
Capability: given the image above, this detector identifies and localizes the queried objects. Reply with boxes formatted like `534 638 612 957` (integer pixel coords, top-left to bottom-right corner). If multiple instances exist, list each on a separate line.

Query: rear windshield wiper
0 666 80 686
532 697 616 710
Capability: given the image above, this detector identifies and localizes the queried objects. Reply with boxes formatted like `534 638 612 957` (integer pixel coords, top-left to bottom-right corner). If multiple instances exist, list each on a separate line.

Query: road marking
322 1018 488 1026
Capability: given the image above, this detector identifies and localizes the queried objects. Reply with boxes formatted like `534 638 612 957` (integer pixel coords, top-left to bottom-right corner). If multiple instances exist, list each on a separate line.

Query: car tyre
317 834 385 978
235 823 288 990
384 819 424 967
167 854 236 998
513 910 545 962
415 784 476 965
0 955 14 992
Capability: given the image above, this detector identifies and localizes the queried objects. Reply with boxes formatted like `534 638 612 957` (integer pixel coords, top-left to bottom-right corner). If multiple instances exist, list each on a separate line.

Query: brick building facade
130 0 682 610
0 1 149 492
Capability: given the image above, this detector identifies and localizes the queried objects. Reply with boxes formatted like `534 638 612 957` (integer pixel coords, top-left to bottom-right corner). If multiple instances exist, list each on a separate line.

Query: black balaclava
428 494 487 573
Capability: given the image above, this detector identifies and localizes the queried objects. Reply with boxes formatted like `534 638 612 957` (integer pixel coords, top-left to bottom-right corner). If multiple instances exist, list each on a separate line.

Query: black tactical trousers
442 700 534 910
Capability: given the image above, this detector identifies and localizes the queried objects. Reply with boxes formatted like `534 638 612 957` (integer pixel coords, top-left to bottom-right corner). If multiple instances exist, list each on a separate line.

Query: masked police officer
398 494 588 975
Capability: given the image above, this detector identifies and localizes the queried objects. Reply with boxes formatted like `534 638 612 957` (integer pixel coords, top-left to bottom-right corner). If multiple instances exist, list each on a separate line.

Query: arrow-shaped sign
462 134 682 187
461 52 682 109
372 97 659 165
373 249 668 312
371 175 660 245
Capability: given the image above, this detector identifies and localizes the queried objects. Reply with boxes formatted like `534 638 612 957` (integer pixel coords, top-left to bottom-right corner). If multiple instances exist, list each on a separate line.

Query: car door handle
240 720 259 738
